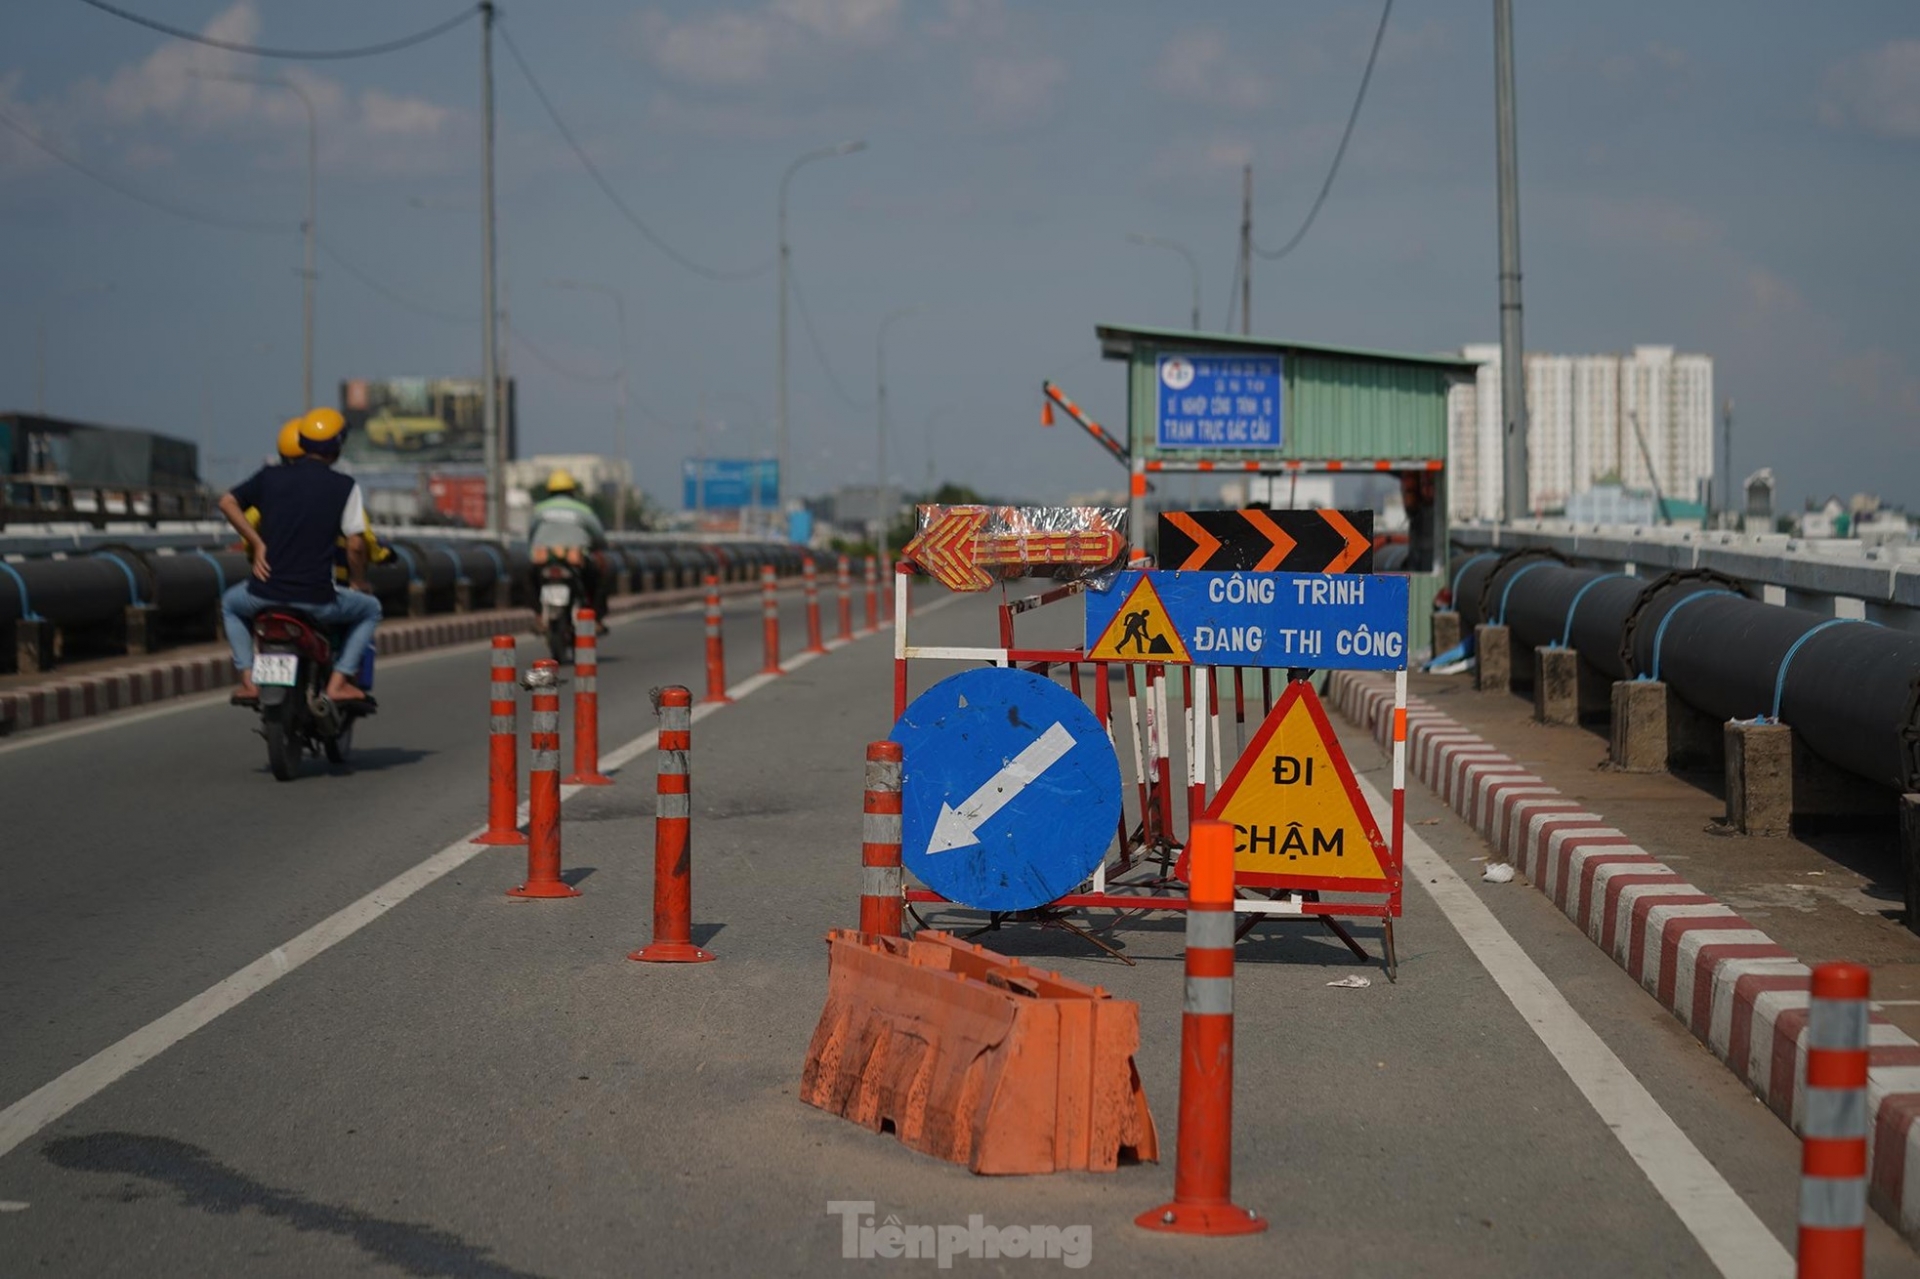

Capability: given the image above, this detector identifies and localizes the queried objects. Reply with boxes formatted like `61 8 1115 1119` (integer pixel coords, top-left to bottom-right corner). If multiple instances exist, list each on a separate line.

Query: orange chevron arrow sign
1158 508 1373 574
904 506 1126 592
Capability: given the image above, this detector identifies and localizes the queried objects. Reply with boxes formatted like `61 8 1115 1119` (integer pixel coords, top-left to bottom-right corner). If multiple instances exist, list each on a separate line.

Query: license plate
540 584 572 608
252 653 299 686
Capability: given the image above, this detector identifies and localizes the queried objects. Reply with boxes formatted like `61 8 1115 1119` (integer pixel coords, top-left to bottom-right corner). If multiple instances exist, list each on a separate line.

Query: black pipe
0 556 142 628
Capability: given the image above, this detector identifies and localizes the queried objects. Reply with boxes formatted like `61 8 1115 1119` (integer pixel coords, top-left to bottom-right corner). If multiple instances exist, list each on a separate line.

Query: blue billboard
682 458 778 510
1154 353 1283 450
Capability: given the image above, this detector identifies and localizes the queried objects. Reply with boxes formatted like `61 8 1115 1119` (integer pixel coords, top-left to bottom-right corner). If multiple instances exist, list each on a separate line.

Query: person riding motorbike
527 468 610 623
218 408 383 707
241 418 393 582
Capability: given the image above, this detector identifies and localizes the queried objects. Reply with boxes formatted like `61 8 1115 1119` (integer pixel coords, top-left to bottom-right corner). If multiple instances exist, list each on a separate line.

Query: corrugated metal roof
1096 323 1478 373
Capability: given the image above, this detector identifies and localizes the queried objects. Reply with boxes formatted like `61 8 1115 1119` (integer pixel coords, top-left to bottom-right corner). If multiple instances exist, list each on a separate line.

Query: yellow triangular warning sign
1187 681 1390 890
1088 576 1191 662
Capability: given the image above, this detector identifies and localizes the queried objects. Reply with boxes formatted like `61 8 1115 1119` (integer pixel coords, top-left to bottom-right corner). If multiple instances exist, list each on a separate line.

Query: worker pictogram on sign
1088 575 1191 662
1176 680 1390 893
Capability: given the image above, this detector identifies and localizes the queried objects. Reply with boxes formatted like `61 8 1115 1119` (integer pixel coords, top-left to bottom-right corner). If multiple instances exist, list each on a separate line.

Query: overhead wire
317 235 474 324
496 22 773 284
69 0 478 61
1253 0 1393 262
0 103 289 234
788 264 871 410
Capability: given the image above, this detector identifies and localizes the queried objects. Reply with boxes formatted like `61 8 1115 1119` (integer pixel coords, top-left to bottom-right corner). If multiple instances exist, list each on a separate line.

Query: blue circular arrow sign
890 667 1122 913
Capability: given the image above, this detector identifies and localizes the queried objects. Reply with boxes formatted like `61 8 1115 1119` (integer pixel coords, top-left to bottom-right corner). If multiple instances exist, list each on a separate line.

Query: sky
1 0 1916 512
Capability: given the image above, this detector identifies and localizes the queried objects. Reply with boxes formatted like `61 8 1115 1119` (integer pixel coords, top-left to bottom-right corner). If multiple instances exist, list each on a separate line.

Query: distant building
1743 468 1775 532
1448 345 1715 521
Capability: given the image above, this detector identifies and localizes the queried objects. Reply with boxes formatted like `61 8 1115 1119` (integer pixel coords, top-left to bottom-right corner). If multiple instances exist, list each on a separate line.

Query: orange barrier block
799 930 1158 1175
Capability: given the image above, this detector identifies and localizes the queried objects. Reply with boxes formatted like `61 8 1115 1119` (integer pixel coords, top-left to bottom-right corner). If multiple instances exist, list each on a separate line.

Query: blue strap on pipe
436 546 467 585
1451 551 1498 602
392 545 419 583
1495 560 1553 625
1769 618 1867 722
1559 573 1625 649
93 552 144 606
0 561 42 620
476 542 507 584
1645 589 1737 683
192 548 227 597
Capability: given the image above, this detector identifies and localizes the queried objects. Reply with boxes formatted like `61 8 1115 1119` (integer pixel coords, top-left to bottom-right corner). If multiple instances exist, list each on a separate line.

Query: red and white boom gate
888 512 1409 977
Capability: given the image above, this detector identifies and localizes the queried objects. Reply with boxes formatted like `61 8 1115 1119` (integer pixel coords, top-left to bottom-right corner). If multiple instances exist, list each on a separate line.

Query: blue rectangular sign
1154 354 1283 450
1085 571 1409 670
682 458 777 510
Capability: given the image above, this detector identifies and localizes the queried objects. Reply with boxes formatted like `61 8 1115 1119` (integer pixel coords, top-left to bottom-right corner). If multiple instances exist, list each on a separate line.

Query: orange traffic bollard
760 564 783 675
859 741 904 938
1137 819 1265 1237
565 607 612 785
837 555 854 643
863 556 879 634
509 659 581 899
1799 962 1870 1278
473 635 527 846
631 686 714 963
803 558 827 654
701 574 731 705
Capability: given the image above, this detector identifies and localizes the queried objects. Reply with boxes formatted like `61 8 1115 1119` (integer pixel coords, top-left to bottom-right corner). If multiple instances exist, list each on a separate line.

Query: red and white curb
1329 670 1920 1248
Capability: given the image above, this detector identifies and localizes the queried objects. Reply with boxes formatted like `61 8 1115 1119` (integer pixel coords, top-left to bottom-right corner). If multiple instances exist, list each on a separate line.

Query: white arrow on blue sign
890 668 1122 913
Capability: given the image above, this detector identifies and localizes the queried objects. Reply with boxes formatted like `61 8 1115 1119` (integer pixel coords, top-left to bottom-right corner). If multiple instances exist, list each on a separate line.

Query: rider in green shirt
528 468 611 623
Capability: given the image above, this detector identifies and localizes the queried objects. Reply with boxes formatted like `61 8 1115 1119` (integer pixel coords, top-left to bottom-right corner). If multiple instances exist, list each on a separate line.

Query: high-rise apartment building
1448 345 1714 521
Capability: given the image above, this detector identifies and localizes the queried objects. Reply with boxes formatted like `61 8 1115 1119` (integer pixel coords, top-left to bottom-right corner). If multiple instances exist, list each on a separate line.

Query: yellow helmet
298 407 347 456
546 468 578 494
276 416 304 459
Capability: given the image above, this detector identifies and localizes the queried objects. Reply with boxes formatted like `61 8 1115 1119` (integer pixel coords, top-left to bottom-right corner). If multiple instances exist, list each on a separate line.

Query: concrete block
492 578 513 610
1432 610 1462 656
1534 646 1581 726
1610 679 1668 772
453 580 473 614
614 569 633 597
123 604 159 655
406 581 428 619
14 618 57 675
1725 720 1793 836
1474 624 1510 693
1903 795 1920 935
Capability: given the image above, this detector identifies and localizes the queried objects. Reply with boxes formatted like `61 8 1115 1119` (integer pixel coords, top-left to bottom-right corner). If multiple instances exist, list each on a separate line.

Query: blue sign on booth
890 668 1122 913
1155 353 1283 450
1085 571 1410 670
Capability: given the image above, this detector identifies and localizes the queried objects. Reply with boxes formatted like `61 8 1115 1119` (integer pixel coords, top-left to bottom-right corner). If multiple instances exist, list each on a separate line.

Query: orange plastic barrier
800 930 1158 1175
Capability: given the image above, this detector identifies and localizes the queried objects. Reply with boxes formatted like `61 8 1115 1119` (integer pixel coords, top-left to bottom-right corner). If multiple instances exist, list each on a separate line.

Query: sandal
230 691 259 708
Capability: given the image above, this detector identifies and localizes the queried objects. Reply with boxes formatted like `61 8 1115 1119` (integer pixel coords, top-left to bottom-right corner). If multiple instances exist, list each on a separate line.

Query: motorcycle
535 558 584 665
249 609 376 781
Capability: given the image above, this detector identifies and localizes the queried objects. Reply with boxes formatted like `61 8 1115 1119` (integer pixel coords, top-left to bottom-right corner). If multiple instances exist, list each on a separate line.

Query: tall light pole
777 139 866 521
194 70 316 408
1126 233 1201 331
550 280 629 531
1493 0 1529 522
479 1 503 535
875 306 918 568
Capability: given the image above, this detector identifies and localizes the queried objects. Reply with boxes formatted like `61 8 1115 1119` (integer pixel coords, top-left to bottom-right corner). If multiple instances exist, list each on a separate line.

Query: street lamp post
875 306 918 569
1126 233 1202 331
551 280 629 531
777 140 866 519
194 71 316 407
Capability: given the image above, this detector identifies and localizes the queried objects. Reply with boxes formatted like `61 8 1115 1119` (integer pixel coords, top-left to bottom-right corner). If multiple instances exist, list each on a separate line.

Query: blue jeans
223 582 383 679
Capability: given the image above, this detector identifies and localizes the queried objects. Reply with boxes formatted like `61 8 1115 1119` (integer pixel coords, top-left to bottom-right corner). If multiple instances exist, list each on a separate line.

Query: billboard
338 378 516 471
682 458 777 510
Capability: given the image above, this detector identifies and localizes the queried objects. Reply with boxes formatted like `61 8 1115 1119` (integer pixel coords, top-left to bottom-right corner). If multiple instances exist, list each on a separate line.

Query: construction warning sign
1178 680 1392 893
1087 575 1191 662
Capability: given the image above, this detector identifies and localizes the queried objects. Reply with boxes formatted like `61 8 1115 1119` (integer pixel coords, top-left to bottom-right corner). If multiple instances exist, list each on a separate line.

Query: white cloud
1152 28 1268 113
969 53 1065 130
358 89 451 139
1584 195 1721 250
637 0 901 88
1820 40 1920 140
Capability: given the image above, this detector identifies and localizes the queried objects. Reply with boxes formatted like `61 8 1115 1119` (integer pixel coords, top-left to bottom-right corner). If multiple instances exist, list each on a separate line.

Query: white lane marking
0 593 825 758
0 600 934 1161
1355 772 1794 1279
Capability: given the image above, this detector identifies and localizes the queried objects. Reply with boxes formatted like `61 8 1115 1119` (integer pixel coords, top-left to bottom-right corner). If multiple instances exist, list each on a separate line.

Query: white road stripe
1354 773 1794 1279
0 596 957 1161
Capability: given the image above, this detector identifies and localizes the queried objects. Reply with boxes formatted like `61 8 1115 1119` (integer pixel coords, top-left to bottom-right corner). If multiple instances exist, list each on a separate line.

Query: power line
511 328 621 384
496 22 772 284
70 0 478 61
1253 0 1393 262
788 264 870 410
0 103 289 234
316 235 473 324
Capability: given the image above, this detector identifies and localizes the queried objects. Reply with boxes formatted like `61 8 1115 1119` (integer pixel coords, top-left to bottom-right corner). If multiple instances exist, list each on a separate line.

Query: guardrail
1453 521 1920 633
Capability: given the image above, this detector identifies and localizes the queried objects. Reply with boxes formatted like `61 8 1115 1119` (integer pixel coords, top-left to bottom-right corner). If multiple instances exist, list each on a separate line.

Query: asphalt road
0 590 1915 1277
